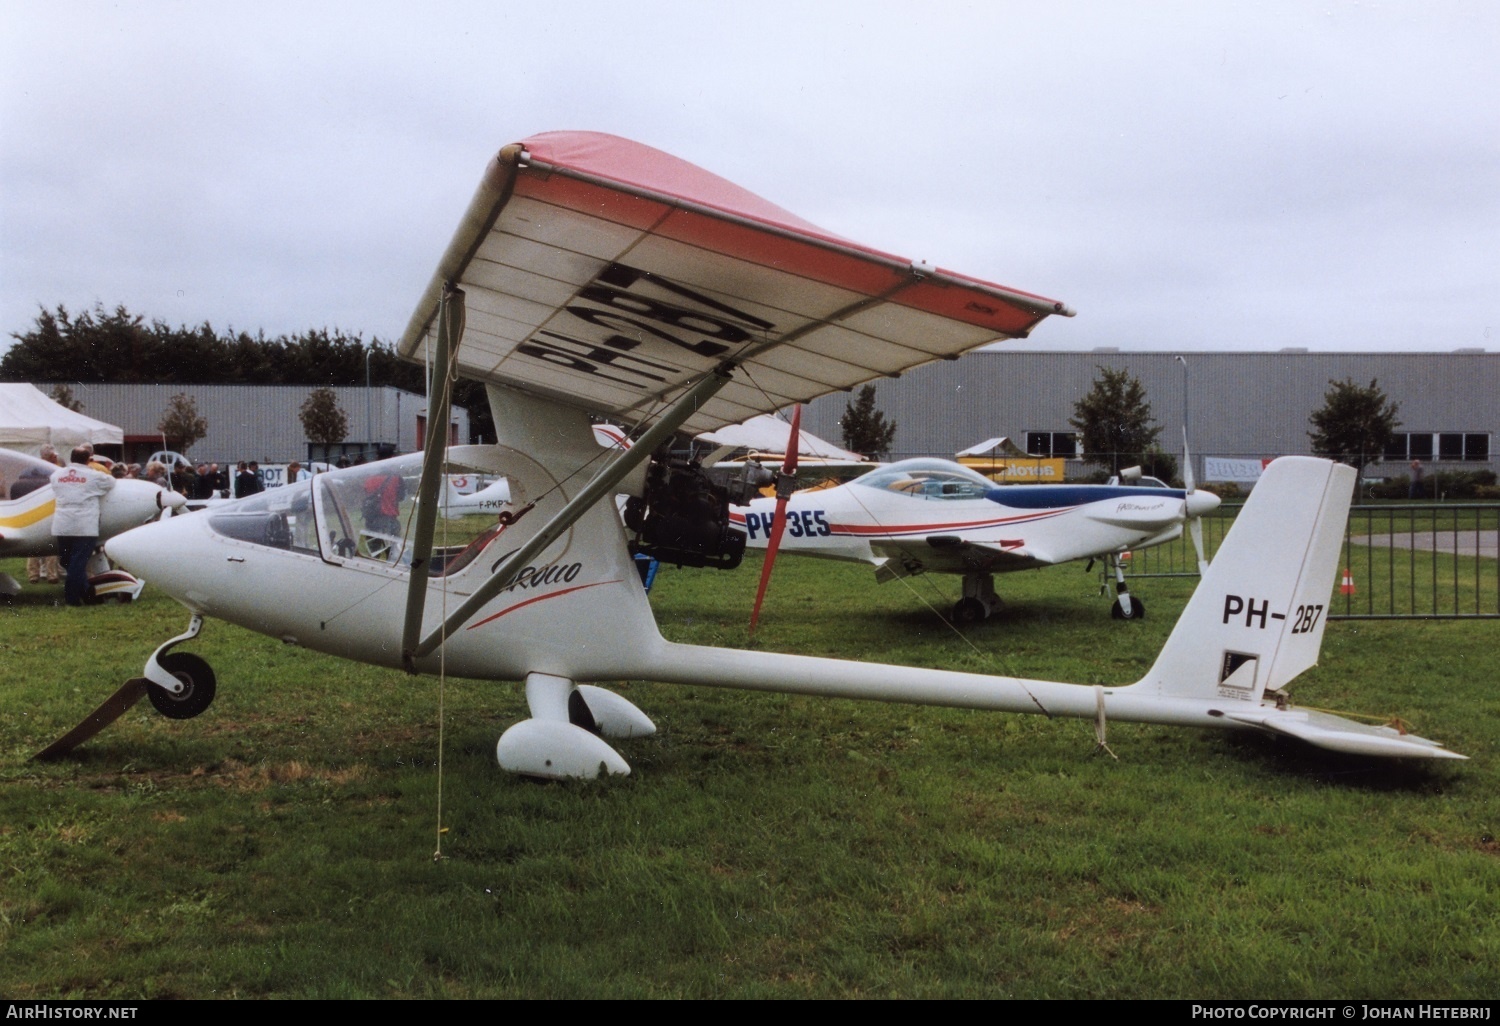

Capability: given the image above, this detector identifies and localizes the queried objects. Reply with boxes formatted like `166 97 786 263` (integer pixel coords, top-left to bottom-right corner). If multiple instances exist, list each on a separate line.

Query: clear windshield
850 459 994 500
1 449 56 501
311 455 520 574
204 453 525 574
207 480 320 554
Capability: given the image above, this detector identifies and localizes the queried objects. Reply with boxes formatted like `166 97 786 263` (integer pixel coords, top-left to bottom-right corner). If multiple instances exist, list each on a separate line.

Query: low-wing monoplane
40 131 1462 772
0 447 184 596
730 455 1221 623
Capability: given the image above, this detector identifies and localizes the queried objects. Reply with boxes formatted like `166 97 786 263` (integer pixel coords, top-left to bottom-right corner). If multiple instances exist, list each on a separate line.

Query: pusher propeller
748 405 802 634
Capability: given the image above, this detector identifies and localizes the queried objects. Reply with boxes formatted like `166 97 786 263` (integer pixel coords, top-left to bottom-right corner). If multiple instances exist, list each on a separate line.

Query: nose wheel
147 652 217 719
33 614 217 760
1106 553 1145 620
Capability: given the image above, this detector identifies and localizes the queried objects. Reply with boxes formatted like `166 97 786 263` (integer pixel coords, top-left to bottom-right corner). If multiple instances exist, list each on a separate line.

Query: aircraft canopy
399 132 1072 435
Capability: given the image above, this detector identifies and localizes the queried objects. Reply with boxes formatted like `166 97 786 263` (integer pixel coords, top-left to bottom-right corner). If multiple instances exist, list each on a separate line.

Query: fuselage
104 450 662 682
729 457 1219 572
0 448 181 557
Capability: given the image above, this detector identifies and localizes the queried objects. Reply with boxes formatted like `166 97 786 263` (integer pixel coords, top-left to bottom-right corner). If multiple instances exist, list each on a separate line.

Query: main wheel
1111 596 1146 620
148 652 218 720
953 597 988 624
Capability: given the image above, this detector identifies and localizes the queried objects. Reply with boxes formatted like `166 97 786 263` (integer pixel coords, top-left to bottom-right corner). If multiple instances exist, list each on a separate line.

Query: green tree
300 387 350 447
1308 378 1400 472
839 384 897 458
1069 366 1163 475
49 383 83 412
2 304 493 444
158 392 208 453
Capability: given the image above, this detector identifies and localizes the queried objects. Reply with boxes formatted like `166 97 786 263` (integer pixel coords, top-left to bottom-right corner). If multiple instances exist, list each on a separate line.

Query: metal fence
1125 502 1500 620
1334 503 1500 620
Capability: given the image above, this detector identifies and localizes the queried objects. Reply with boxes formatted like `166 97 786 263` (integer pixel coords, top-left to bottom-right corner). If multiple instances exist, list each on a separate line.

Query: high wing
397 132 1073 435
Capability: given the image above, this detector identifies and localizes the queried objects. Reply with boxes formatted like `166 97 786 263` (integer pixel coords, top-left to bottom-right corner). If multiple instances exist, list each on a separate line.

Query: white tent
954 436 1039 459
0 383 124 456
696 414 864 462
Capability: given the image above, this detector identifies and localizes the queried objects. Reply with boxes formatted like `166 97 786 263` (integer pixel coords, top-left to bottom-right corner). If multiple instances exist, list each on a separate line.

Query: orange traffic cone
1340 568 1356 595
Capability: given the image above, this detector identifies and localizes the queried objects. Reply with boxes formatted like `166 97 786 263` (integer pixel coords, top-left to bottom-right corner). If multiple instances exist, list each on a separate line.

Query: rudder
1136 457 1354 702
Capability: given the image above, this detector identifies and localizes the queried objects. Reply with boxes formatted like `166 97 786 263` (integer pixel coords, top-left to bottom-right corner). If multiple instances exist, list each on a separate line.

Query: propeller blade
749 406 802 634
1181 426 1196 492
748 497 788 633
1190 515 1208 576
784 404 802 476
1182 426 1209 575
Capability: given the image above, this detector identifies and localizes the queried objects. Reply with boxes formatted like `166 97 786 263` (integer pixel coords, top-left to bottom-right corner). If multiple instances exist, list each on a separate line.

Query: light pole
1175 355 1189 482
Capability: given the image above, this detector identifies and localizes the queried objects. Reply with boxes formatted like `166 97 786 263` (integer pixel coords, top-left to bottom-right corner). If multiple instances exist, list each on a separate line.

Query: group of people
26 448 361 604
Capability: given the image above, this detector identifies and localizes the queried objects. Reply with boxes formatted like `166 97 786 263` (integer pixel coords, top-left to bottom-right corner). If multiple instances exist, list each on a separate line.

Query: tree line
0 304 494 442
4 303 1409 478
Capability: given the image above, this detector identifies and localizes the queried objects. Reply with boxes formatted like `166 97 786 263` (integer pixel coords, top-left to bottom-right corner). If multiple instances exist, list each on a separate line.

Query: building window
1026 431 1079 459
1387 432 1489 462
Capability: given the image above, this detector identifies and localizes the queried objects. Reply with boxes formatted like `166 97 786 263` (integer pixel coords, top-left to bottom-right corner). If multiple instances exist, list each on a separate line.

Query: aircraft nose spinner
104 479 186 535
1186 488 1221 519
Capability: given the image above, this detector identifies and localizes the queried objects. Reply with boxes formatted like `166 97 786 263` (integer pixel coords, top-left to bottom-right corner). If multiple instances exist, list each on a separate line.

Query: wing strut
402 362 737 669
400 284 466 667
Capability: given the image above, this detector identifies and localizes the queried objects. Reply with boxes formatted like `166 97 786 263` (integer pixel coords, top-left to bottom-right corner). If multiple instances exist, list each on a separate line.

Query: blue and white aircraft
732 457 1221 622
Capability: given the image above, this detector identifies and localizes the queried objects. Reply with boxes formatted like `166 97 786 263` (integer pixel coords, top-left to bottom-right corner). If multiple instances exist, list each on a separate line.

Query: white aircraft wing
398 131 1073 436
871 536 1049 577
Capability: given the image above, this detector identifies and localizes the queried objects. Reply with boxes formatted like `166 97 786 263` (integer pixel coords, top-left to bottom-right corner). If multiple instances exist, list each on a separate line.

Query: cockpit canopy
849 459 994 501
0 449 58 501
205 453 520 575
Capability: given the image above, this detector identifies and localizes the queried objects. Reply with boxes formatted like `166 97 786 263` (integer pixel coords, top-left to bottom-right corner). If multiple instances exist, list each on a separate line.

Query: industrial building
41 383 470 467
802 349 1496 483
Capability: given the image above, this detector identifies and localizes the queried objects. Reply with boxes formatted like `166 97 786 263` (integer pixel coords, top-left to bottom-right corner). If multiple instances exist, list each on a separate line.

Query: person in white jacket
50 447 116 606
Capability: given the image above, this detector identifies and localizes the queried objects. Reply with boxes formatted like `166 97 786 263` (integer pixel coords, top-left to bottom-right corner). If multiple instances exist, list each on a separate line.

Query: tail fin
1137 456 1353 702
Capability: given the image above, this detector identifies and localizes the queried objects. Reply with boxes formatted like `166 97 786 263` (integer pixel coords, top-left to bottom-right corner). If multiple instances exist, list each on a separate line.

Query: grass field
2 552 1497 999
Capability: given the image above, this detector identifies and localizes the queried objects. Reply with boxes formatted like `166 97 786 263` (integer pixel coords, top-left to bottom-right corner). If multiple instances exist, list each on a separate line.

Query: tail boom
627 456 1464 761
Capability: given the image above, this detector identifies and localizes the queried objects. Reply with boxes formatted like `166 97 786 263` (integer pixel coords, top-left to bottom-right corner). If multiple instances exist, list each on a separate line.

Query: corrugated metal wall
46 384 469 464
804 350 1498 473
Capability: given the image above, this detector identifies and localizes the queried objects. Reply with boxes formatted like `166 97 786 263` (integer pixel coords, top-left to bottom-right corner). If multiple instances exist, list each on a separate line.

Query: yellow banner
957 457 1066 483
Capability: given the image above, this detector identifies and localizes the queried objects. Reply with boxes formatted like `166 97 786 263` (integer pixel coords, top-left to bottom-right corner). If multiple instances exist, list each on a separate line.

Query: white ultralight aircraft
40 131 1463 769
0 447 185 597
731 454 1221 624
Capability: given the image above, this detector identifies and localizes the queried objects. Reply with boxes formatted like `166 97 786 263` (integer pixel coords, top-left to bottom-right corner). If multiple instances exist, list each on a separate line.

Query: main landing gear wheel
1111 596 1146 620
148 652 218 719
953 597 988 624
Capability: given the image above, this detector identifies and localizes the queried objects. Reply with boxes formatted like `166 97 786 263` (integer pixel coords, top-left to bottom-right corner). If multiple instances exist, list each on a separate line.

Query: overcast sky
2 1 1495 362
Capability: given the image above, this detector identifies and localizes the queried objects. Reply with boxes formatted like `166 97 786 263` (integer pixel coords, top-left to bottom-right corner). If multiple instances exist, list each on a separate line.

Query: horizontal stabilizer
1225 708 1466 761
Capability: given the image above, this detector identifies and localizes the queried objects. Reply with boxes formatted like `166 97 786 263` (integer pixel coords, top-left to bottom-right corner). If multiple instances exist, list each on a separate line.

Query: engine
623 453 769 570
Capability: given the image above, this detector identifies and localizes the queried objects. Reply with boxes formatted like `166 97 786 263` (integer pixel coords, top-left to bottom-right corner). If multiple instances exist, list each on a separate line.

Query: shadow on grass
1217 730 1462 793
